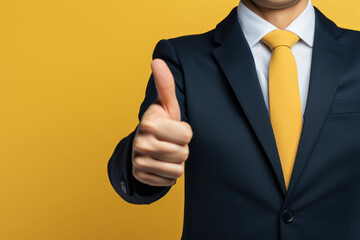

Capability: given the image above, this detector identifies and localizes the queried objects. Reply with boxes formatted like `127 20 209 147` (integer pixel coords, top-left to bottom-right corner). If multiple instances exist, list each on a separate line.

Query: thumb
151 58 181 121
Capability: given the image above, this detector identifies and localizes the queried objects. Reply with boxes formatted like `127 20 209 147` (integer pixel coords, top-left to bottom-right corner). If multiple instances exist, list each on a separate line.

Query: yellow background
0 0 359 239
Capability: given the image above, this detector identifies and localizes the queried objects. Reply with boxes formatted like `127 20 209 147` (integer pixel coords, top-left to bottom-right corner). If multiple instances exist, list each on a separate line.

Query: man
108 0 360 239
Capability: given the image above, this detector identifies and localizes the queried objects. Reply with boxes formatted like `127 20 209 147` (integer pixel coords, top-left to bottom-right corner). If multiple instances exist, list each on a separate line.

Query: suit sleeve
107 39 187 205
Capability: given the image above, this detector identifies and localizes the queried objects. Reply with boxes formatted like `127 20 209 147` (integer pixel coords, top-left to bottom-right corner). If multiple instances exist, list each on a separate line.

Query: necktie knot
261 30 300 50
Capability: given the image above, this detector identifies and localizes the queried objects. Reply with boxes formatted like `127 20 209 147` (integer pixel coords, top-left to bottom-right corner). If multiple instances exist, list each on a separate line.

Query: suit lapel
211 7 349 198
285 8 349 199
212 8 287 197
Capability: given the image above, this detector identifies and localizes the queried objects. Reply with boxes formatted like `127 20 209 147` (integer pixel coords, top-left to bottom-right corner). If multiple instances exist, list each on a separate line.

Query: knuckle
140 119 156 133
161 182 172 187
162 177 175 186
133 137 151 154
180 145 190 162
132 169 158 186
132 137 142 150
132 160 142 172
133 157 148 170
183 133 192 144
174 166 184 178
132 168 141 179
182 122 193 143
135 170 150 183
167 179 177 186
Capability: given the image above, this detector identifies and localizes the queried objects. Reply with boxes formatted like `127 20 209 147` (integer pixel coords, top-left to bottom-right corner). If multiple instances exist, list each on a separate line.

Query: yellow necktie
261 30 302 190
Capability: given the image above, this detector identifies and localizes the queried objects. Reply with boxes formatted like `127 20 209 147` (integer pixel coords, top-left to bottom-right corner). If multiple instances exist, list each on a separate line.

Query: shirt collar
237 0 315 48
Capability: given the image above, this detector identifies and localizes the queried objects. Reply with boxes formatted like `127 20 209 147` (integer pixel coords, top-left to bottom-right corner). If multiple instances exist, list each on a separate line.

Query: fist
132 59 193 186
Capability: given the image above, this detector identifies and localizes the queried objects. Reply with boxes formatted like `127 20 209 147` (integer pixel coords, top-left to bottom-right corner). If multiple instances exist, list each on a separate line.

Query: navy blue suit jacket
108 6 360 240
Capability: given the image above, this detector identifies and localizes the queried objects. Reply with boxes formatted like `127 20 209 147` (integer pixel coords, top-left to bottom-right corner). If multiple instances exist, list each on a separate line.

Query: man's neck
241 0 309 30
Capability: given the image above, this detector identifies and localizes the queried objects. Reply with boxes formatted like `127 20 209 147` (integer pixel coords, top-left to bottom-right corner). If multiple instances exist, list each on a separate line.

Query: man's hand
131 59 193 186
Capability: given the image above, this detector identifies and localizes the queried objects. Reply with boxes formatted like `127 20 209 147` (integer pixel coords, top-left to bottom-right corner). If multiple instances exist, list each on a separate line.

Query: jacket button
282 209 294 223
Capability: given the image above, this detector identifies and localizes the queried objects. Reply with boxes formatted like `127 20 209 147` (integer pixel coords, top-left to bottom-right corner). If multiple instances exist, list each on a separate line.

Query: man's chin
248 0 303 10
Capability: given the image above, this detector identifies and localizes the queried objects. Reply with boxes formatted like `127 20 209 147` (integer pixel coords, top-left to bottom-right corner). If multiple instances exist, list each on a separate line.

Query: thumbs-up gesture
132 59 193 186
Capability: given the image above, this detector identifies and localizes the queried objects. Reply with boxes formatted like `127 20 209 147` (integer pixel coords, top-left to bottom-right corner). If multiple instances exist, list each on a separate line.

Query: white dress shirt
237 0 315 118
